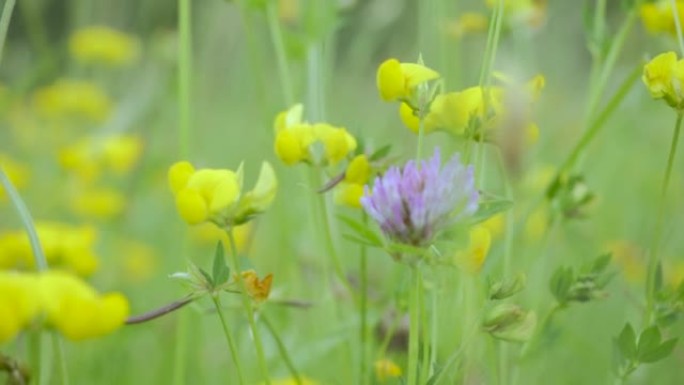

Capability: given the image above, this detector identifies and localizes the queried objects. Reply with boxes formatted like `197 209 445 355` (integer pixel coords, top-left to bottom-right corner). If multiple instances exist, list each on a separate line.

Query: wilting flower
239 270 273 303
168 161 277 227
273 104 357 166
640 1 684 37
334 154 372 208
374 358 402 383
376 58 440 102
33 79 112 123
69 26 140 66
642 51 684 109
361 149 478 247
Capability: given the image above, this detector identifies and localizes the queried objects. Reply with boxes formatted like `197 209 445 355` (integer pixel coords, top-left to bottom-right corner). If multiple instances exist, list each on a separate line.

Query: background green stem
266 1 294 105
210 295 246 385
644 113 684 325
407 266 422 385
262 313 302 385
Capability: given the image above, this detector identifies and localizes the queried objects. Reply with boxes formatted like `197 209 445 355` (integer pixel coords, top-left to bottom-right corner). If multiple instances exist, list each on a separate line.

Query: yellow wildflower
190 222 253 254
642 51 684 109
485 0 547 29
0 272 40 344
239 270 273 303
524 205 549 242
445 12 489 39
455 225 492 273
39 270 129 341
482 213 505 239
168 160 277 226
59 134 143 182
640 1 684 36
0 222 99 276
376 58 440 102
274 104 357 166
267 377 318 385
374 358 402 383
119 240 159 283
334 154 372 208
33 79 112 123
69 26 140 66
69 186 126 220
0 154 30 201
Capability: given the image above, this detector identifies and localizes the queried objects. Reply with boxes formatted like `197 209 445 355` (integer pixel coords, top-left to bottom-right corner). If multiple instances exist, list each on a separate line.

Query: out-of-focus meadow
2 0 684 384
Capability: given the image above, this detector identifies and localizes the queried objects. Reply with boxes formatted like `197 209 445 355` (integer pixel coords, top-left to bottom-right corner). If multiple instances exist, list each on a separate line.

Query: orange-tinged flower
240 270 273 303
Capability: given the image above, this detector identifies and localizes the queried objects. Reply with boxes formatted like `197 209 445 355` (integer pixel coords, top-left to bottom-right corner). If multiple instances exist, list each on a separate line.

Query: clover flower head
361 148 478 246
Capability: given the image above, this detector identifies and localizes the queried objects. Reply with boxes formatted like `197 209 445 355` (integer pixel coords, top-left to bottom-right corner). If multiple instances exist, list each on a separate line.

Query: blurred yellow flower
376 58 440 102
274 104 357 166
640 1 684 36
69 26 140 66
455 225 492 273
39 270 129 341
642 51 684 109
0 154 30 201
334 154 372 208
69 186 126 220
0 222 99 276
33 79 112 123
59 134 144 182
482 213 505 239
606 240 644 284
485 0 547 29
445 12 489 39
118 240 159 283
239 270 273 303
374 358 402 383
190 222 253 254
0 270 128 343
267 377 318 385
169 161 277 226
524 205 549 243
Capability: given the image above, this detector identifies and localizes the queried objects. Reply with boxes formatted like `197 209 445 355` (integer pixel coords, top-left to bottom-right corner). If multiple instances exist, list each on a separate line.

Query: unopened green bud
489 273 527 300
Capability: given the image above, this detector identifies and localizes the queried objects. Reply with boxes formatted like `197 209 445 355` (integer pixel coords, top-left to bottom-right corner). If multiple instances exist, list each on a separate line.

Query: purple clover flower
361 148 478 246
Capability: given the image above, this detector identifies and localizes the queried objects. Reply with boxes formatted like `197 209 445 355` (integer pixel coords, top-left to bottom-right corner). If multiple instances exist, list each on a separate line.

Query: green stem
227 228 271 385
178 0 192 157
210 295 246 385
50 333 68 385
419 271 431 384
266 1 294 105
671 0 684 56
262 313 302 385
407 266 422 385
416 114 426 162
644 112 684 325
547 64 641 195
28 330 42 385
359 213 369 385
172 310 189 385
0 0 16 66
236 0 267 109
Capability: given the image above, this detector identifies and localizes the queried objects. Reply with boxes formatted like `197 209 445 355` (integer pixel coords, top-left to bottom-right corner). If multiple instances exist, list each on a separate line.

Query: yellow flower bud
275 129 308 165
334 182 365 208
168 161 196 194
176 188 210 224
643 51 678 100
102 135 143 175
318 124 357 166
640 1 684 36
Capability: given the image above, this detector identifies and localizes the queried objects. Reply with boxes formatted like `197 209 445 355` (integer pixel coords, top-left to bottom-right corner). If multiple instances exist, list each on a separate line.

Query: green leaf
640 338 678 363
469 199 513 225
212 242 230 286
550 267 574 303
488 273 527 300
337 214 384 247
637 326 662 362
617 323 637 361
369 144 392 161
342 233 381 248
199 268 214 288
590 253 612 274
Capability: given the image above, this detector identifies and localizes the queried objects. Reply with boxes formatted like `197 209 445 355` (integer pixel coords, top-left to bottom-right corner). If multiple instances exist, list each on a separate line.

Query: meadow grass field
1 0 684 384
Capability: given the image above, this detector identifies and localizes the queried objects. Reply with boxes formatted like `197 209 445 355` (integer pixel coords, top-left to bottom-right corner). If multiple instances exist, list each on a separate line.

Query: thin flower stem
28 331 42 385
0 0 16 66
236 0 267 109
644 112 684 326
416 114 426 162
359 213 369 385
407 265 422 385
266 1 294 106
261 313 303 385
178 0 192 158
671 0 684 56
210 295 247 385
227 228 272 385
50 333 68 385
419 271 431 384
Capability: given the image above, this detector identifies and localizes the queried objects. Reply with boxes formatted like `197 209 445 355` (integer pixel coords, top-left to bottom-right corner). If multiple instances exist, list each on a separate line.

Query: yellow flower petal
168 161 195 194
345 155 371 184
377 58 406 101
175 189 209 224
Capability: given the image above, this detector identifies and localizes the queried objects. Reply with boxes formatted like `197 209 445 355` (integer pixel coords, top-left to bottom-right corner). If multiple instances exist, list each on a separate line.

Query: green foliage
211 242 231 287
469 198 513 225
549 253 614 305
614 323 678 379
488 273 527 300
337 214 384 247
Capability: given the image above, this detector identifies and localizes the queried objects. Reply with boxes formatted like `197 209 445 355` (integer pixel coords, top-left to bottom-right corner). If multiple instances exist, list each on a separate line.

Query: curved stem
125 297 195 324
227 228 271 385
211 295 246 385
644 112 684 325
0 0 16 66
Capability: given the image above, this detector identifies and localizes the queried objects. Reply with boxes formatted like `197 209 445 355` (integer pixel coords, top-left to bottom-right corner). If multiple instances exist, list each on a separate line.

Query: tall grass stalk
644 113 684 325
407 266 422 385
266 1 294 105
262 313 302 384
210 295 246 385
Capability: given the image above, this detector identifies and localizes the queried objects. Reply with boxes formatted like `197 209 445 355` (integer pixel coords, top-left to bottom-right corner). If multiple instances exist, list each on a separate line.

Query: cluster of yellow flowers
33 79 113 123
446 0 546 39
0 222 99 276
168 161 277 227
274 104 357 166
642 51 684 110
0 270 129 343
333 154 372 208
69 26 141 67
640 0 684 37
58 134 143 219
377 58 544 143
